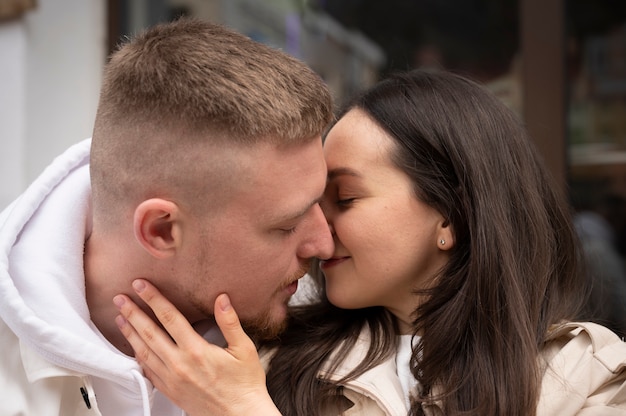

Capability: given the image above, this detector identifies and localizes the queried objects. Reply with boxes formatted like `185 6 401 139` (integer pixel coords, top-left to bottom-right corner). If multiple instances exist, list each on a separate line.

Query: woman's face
320 109 452 330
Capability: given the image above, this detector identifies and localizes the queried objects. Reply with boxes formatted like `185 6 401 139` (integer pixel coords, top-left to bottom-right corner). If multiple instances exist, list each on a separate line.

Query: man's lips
319 256 350 269
285 280 299 295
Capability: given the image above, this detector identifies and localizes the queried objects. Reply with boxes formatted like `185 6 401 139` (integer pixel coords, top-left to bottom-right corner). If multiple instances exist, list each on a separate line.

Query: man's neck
84 233 137 356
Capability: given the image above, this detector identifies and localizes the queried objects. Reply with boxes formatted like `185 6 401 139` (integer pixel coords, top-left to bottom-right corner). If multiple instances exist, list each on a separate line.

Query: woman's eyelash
337 198 355 206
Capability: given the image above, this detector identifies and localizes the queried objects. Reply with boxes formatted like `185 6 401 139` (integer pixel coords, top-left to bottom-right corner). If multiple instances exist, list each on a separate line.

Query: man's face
178 138 333 340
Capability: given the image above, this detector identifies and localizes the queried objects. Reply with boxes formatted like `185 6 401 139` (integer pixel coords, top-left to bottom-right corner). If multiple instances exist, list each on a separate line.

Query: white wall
0 20 26 210
0 0 106 209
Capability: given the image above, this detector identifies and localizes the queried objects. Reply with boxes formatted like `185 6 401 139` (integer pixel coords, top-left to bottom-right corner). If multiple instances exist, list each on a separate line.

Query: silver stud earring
439 239 446 246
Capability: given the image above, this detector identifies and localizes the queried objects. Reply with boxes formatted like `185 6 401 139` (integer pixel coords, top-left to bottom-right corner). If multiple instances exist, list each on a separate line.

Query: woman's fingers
214 294 258 358
114 282 280 415
121 280 259 366
113 302 168 376
129 279 201 347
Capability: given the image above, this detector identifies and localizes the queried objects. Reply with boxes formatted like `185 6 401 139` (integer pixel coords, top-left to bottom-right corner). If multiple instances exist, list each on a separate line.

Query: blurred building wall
0 0 383 210
0 0 106 209
171 0 384 106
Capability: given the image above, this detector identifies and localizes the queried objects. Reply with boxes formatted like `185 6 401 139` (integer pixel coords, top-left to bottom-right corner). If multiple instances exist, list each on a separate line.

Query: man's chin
240 307 289 342
241 318 287 342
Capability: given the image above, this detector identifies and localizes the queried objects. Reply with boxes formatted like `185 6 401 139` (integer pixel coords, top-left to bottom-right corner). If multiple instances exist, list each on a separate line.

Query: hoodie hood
0 139 154 412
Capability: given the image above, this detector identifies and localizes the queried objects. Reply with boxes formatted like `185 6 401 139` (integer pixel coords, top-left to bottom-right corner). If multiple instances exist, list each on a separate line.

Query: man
0 18 333 415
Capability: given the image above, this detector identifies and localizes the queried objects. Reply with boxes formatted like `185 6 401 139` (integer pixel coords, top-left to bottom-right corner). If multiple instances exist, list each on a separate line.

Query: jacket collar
318 325 409 415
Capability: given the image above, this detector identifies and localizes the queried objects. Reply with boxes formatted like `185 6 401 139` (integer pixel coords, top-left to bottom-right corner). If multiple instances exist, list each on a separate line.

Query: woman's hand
113 279 281 416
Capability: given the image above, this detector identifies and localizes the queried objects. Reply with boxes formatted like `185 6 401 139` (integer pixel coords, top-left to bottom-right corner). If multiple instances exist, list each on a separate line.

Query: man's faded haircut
90 18 333 225
93 17 332 143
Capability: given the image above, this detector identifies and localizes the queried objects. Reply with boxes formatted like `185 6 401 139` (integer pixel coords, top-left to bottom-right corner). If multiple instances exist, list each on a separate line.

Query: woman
114 69 626 415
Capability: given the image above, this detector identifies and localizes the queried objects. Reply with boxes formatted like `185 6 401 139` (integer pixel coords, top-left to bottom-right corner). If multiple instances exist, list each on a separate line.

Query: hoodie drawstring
131 369 188 416
132 369 152 416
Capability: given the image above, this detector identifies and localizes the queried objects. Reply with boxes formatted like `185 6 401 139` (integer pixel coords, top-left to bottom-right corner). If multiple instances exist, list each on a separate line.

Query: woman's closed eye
336 198 355 207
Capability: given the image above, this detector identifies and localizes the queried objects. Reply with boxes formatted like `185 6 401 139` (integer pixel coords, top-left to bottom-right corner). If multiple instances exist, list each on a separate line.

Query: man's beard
240 261 311 342
239 305 289 342
188 262 310 342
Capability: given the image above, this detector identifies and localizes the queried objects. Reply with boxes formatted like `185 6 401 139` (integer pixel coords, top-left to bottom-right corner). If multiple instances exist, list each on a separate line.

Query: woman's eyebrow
327 167 361 181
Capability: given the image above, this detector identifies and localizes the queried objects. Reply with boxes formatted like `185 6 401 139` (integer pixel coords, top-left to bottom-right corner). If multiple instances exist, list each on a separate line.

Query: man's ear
133 198 182 259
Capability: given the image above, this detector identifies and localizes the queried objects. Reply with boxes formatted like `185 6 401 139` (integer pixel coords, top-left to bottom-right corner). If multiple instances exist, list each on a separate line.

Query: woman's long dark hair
265 69 587 416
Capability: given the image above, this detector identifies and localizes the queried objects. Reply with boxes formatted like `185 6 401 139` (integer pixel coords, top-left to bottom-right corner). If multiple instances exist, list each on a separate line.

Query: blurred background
1 0 626 333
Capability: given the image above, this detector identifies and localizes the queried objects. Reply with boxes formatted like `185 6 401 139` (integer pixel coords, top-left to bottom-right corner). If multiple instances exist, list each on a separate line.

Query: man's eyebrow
327 167 361 181
275 195 324 224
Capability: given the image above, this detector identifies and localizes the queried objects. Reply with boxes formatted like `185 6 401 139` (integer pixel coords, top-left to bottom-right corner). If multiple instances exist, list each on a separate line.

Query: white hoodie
0 139 185 416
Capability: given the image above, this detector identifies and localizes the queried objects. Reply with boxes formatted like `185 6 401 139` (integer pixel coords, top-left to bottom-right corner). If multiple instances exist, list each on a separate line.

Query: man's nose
297 203 334 260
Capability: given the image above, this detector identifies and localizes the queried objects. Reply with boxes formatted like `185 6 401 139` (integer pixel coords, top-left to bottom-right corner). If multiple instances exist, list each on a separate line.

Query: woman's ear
133 199 182 259
437 220 455 251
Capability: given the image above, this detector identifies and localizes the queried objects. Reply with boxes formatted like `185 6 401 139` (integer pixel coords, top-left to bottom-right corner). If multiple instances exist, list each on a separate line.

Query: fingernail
113 295 125 308
132 279 146 293
115 315 127 328
218 294 232 312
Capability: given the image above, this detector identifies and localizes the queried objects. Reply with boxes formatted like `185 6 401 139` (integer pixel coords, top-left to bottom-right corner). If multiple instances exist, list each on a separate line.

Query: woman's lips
320 257 350 269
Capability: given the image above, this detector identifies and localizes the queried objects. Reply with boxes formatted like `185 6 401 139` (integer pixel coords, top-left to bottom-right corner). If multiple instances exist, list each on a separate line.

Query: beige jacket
260 328 408 415
317 330 408 415
265 321 626 415
535 322 626 415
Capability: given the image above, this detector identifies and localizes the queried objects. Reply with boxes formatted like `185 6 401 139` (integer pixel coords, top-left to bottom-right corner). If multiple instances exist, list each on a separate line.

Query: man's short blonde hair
90 18 333 226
